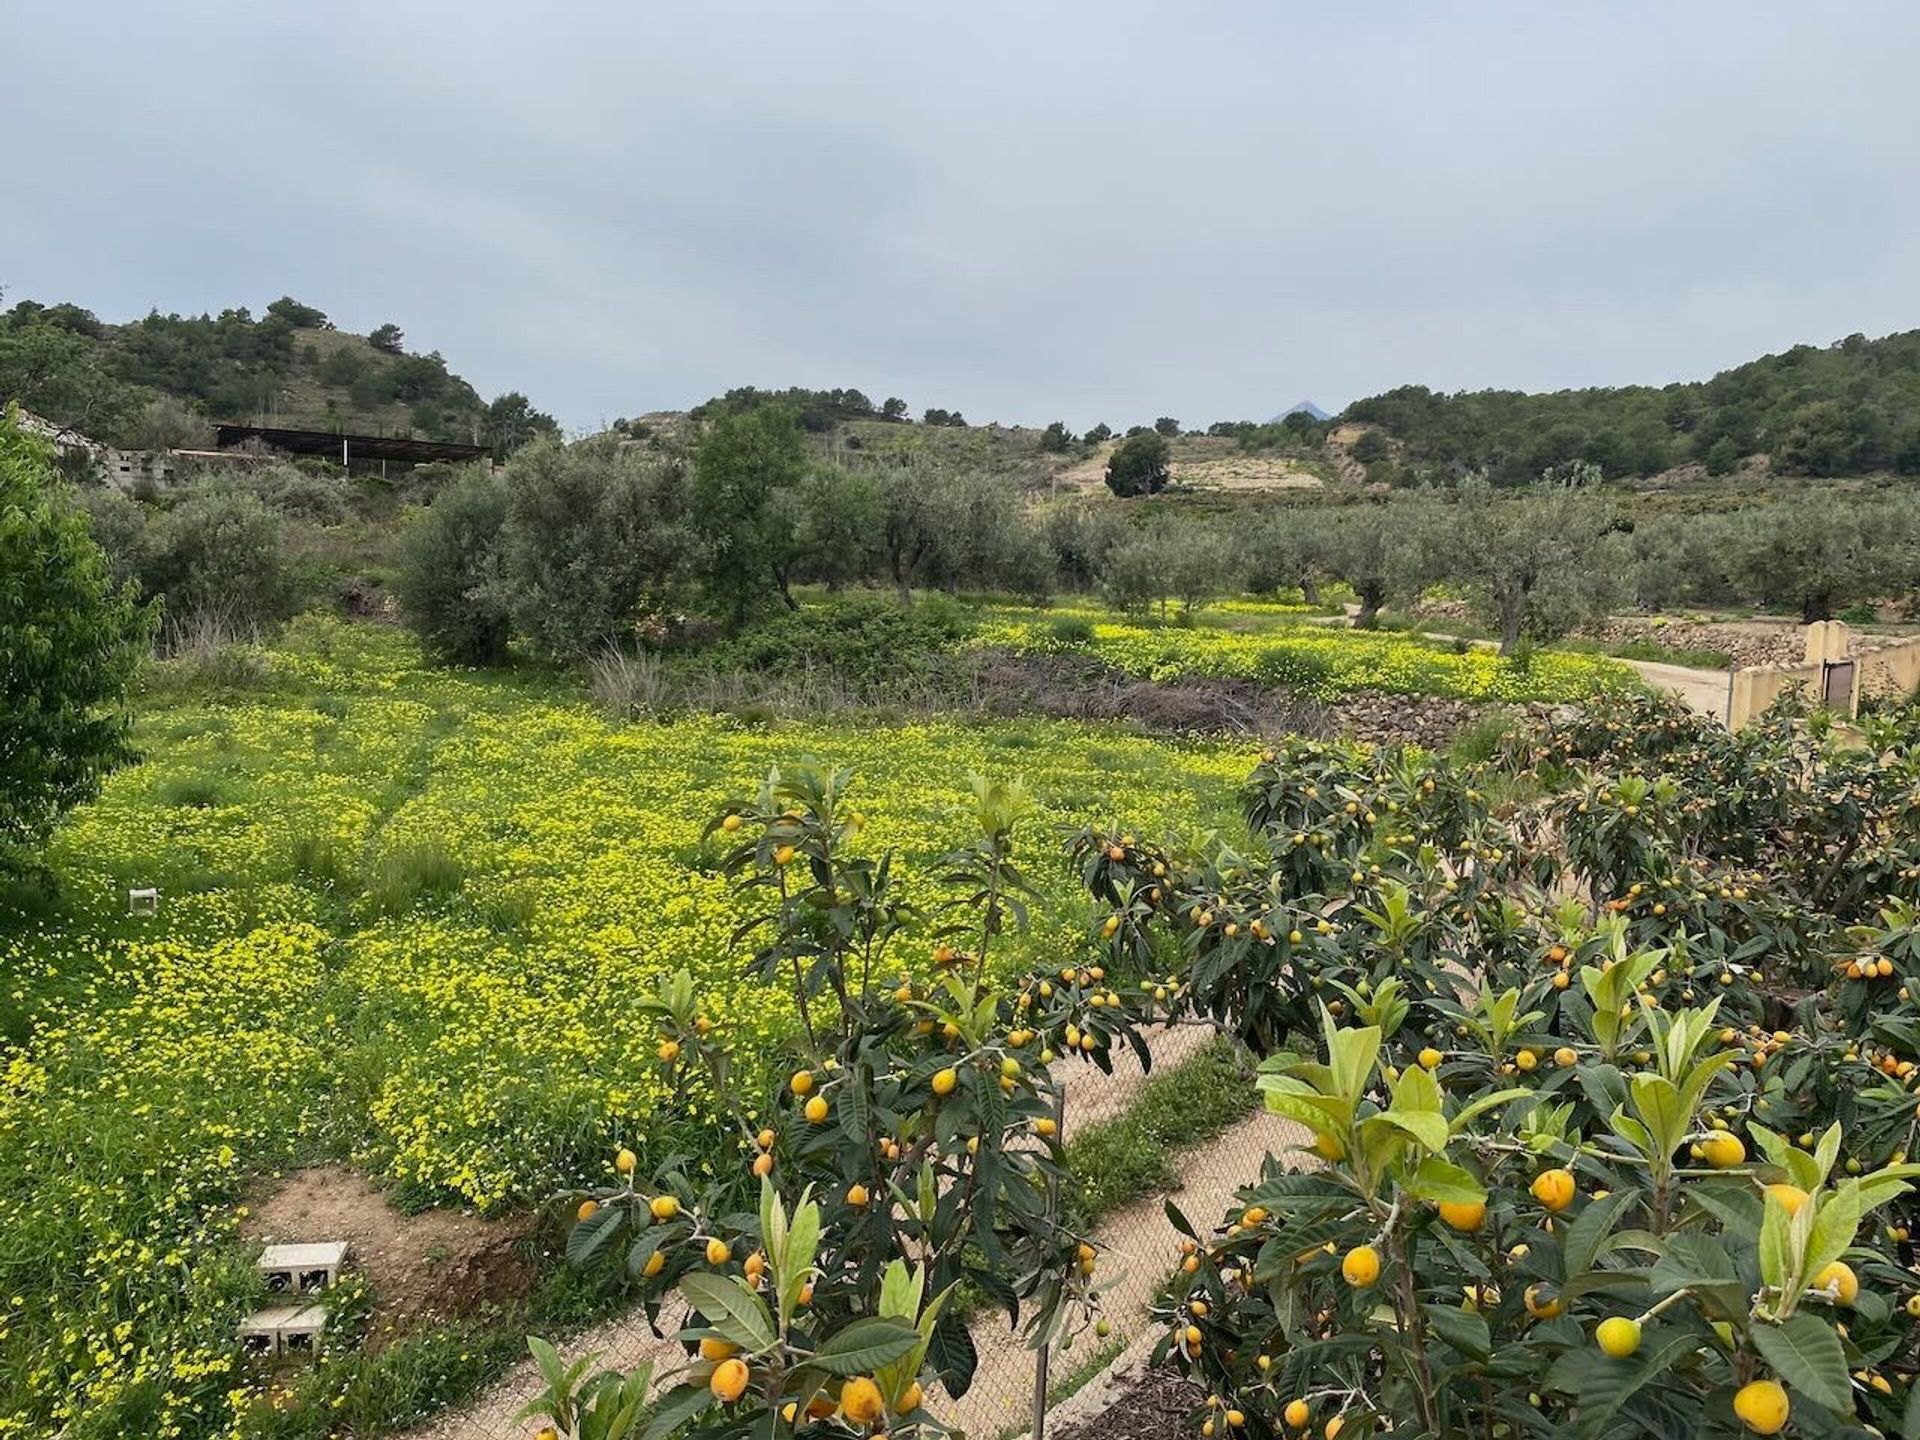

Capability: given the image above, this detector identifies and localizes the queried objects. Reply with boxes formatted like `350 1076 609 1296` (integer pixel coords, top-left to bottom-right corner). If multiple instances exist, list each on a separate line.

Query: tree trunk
1499 603 1523 656
1802 590 1834 624
1355 583 1384 628
887 545 914 606
1300 572 1322 607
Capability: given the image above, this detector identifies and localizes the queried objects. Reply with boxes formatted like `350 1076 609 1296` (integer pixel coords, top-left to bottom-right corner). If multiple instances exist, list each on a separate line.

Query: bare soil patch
1053 1364 1201 1440
242 1165 535 1341
1048 439 1326 497
965 650 1490 749
966 651 1331 738
1170 457 1323 491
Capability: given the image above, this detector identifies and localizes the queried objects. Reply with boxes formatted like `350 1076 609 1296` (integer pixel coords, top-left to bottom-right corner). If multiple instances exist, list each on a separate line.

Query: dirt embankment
965 650 1491 750
242 1166 535 1344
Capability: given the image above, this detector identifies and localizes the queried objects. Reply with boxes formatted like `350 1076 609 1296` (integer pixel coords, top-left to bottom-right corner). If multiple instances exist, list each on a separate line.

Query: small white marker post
127 887 158 917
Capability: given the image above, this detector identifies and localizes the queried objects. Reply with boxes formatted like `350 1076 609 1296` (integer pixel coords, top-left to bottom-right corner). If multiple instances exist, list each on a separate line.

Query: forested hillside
1343 328 1920 485
0 293 556 457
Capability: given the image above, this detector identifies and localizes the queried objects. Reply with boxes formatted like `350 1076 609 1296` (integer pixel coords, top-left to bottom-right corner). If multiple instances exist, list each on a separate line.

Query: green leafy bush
1049 614 1096 648
707 598 975 692
394 467 513 664
494 437 691 659
0 410 154 872
143 487 303 628
1105 431 1172 497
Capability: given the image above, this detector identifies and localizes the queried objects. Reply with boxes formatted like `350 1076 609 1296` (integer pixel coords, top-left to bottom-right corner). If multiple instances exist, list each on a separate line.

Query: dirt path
408 1024 1228 1440
1620 658 1732 721
945 1106 1308 1439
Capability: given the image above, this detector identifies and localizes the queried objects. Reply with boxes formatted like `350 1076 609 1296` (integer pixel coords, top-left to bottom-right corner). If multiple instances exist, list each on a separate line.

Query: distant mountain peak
1272 399 1331 423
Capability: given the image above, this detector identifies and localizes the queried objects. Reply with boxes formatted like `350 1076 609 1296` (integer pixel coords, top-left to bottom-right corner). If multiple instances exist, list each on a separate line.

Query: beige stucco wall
1728 623 1920 729
1859 638 1920 707
1729 662 1823 729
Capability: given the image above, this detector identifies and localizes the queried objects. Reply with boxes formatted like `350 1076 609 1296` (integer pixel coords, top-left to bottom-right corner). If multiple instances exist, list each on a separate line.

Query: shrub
1049 614 1096 648
0 411 154 872
1059 712 1920 1439
1105 431 1172 497
69 485 151 589
127 393 215 452
1099 537 1166 617
495 438 692 659
143 487 301 626
395 467 513 664
707 597 974 692
245 464 352 525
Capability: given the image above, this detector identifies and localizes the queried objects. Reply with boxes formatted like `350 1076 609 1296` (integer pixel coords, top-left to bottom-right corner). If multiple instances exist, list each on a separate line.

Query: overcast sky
7 2 1919 431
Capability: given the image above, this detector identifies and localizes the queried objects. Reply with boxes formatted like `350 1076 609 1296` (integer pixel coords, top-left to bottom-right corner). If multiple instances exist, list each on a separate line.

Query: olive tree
494 437 691 658
1043 502 1129 591
1448 480 1627 652
142 487 303 629
1098 525 1229 619
876 457 986 604
787 464 882 592
1718 494 1907 623
1242 511 1330 605
395 467 512 664
1 411 154 872
1317 495 1443 627
1097 534 1162 617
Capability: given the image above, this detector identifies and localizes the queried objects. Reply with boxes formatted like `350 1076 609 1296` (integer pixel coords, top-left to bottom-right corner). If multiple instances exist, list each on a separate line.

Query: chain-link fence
417 1023 1306 1440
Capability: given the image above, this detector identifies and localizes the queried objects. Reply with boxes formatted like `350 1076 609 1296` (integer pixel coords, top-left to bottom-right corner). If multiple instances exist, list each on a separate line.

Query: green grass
228 1319 525 1440
1555 636 1733 670
990 1335 1129 1440
1060 1037 1259 1231
1446 712 1517 767
1369 609 1495 642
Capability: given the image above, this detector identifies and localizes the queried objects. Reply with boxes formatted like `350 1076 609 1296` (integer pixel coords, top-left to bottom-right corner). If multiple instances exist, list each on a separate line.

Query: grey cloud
5 1 1918 430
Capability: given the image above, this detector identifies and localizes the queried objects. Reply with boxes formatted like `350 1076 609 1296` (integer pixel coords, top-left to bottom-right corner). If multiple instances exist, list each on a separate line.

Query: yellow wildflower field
972 613 1635 701
0 619 1251 1436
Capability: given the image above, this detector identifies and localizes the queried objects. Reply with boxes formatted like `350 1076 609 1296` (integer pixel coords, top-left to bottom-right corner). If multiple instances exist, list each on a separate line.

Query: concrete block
258 1241 347 1295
